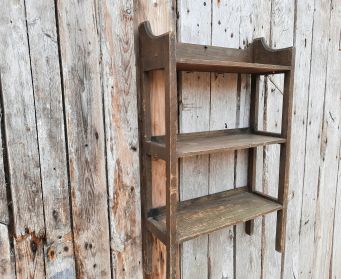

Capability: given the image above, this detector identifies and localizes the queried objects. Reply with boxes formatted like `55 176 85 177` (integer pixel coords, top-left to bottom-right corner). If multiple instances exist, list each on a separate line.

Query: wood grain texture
298 0 332 277
235 1 271 278
24 0 76 277
0 86 8 225
210 2 241 277
149 189 282 243
0 1 45 277
100 0 143 278
56 0 111 277
134 1 175 278
262 0 294 277
0 224 15 279
177 2 211 278
176 132 285 157
281 0 314 278
332 144 341 278
313 1 341 277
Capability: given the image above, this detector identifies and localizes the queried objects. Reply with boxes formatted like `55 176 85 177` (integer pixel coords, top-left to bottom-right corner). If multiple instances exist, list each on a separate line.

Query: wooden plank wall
0 0 340 278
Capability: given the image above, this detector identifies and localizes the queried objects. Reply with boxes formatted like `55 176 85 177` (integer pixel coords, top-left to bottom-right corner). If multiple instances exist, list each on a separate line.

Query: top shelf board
176 43 292 74
139 21 294 74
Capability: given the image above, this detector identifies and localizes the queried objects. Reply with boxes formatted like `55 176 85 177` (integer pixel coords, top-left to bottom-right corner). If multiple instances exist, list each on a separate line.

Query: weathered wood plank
0 224 15 279
134 1 175 278
298 0 332 276
100 0 143 278
24 0 76 277
332 144 341 278
281 0 314 277
313 1 341 276
0 78 8 225
262 0 294 277
56 0 111 277
235 1 271 278
177 1 211 278
210 1 240 277
149 189 282 243
0 1 45 277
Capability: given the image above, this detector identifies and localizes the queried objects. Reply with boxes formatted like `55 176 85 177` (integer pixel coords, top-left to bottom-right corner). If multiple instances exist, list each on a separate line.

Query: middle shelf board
146 187 282 244
147 128 286 158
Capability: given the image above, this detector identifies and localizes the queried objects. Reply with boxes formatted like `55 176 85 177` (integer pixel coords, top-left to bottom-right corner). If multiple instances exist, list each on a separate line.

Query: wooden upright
138 21 295 279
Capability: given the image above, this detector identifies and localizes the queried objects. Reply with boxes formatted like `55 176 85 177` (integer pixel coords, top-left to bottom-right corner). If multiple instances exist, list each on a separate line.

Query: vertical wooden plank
298 0 332 277
0 92 7 225
281 0 314 277
235 1 271 278
100 0 143 278
262 0 294 277
177 1 211 278
134 1 175 278
56 0 111 277
0 224 15 279
332 145 341 278
209 1 239 277
0 1 46 277
24 0 76 277
313 1 341 276
0 76 13 276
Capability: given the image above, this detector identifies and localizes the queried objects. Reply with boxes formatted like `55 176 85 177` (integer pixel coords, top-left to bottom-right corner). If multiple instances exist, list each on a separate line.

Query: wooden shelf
139 21 294 276
147 187 282 243
147 129 286 158
176 43 291 74
177 59 291 74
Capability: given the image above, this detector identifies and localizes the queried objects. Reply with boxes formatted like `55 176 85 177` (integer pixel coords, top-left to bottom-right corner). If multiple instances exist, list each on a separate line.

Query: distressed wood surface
24 0 76 277
282 0 314 278
0 83 7 225
177 1 211 278
149 188 282 243
298 0 332 277
135 1 175 278
1 0 341 278
177 0 211 278
56 0 111 277
100 0 143 278
0 224 15 279
332 143 341 278
0 1 46 277
235 1 271 278
262 1 294 278
313 1 341 277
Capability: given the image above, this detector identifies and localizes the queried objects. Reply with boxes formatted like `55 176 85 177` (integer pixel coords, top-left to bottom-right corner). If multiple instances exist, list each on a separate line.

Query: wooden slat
313 1 341 276
177 58 291 74
56 0 111 277
177 1 211 277
281 0 314 277
209 3 240 273
0 78 8 225
150 130 285 157
176 132 285 157
0 2 46 277
262 0 295 276
100 0 143 278
297 0 332 276
24 1 76 277
148 188 282 243
0 224 15 279
235 1 271 277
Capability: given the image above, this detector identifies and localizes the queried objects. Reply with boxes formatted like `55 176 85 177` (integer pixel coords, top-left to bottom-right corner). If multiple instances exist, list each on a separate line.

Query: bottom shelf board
147 187 282 243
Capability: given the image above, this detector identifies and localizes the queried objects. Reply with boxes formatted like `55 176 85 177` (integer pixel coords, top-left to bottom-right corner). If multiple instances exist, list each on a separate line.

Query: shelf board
147 187 282 243
176 42 292 74
149 129 286 158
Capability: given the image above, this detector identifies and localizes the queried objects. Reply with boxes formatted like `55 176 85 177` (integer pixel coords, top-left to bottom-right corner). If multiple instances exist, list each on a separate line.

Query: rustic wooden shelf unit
138 21 295 279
